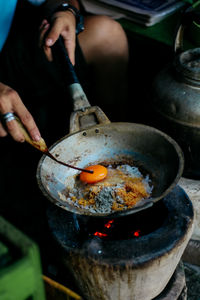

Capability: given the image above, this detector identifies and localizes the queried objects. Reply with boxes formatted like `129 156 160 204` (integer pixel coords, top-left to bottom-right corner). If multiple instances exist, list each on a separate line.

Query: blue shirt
0 0 18 51
0 0 45 51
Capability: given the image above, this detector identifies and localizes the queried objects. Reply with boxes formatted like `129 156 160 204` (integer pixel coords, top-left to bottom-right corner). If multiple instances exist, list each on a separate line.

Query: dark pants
0 0 90 261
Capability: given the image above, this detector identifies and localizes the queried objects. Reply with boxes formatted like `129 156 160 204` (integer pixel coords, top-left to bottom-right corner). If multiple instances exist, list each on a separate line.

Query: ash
91 186 123 213
95 187 114 213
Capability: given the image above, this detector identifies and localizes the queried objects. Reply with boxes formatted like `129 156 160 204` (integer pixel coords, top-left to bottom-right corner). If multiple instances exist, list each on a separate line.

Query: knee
79 15 129 63
87 15 126 42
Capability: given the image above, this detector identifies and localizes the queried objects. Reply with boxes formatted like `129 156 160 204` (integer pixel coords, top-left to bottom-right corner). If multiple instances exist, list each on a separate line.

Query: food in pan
60 164 153 214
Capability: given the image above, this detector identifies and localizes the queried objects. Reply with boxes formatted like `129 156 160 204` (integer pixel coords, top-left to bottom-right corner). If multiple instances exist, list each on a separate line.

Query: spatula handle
15 116 48 152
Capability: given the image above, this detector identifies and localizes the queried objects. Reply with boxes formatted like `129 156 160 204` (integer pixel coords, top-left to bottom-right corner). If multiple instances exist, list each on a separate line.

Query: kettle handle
174 6 200 54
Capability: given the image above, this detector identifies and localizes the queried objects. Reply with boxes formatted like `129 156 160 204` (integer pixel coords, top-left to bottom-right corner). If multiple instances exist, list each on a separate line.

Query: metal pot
36 38 184 217
151 8 200 179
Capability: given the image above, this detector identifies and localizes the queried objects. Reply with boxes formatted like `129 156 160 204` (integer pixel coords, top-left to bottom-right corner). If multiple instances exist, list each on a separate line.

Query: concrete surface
178 177 200 299
184 263 200 300
179 177 200 241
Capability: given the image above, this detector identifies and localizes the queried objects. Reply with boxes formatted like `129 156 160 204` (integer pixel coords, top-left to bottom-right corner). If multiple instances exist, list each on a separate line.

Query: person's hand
0 82 41 142
39 10 76 64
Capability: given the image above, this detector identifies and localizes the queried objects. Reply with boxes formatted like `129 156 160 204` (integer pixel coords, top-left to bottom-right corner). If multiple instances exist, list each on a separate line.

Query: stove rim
47 185 194 267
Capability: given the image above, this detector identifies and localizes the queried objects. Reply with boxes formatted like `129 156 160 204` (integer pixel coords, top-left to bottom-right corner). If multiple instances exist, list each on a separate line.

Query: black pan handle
52 36 80 85
51 36 91 111
51 36 110 133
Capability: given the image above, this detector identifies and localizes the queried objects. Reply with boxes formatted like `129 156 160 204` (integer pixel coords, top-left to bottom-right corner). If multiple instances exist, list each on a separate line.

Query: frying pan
36 38 184 217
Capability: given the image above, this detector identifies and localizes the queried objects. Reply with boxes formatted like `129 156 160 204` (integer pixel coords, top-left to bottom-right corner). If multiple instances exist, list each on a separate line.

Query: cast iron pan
36 37 184 217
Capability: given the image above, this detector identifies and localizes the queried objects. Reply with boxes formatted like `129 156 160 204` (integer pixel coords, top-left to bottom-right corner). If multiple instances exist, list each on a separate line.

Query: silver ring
2 112 16 122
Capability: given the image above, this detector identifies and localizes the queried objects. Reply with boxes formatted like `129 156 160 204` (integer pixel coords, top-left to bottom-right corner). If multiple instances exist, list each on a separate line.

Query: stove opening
81 200 168 241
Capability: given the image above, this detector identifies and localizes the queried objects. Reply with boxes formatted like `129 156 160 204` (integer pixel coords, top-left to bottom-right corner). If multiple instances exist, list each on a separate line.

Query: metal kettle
151 8 200 179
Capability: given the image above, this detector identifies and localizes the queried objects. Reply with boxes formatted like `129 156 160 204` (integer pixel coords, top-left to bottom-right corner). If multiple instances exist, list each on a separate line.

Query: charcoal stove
47 185 194 300
34 35 195 300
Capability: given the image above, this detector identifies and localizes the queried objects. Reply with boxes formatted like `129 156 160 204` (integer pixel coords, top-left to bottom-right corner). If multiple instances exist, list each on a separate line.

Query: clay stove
47 185 194 300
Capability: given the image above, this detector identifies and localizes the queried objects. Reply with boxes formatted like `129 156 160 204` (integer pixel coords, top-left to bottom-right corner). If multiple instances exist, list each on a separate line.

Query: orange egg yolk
80 165 108 184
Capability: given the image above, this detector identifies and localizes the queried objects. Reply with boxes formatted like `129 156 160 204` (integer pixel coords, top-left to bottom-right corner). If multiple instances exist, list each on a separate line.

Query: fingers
3 118 26 142
0 84 41 143
0 88 25 142
15 110 41 143
39 11 76 64
12 96 41 142
0 122 7 137
39 19 52 61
